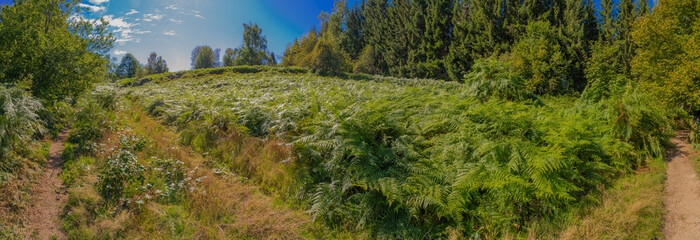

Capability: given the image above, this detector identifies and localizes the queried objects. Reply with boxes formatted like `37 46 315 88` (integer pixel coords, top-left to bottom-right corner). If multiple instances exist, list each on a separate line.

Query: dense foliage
632 0 699 111
281 0 647 91
123 68 680 238
0 0 114 102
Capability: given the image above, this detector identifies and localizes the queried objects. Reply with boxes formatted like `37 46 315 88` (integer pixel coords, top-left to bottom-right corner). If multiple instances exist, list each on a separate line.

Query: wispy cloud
170 18 183 24
165 5 178 10
163 30 177 36
178 10 206 20
102 15 149 44
143 13 165 22
113 50 127 55
89 0 109 4
125 9 139 16
78 3 105 12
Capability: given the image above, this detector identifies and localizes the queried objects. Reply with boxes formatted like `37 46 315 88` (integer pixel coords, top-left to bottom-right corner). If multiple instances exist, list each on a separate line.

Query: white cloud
143 13 165 22
163 30 177 36
89 0 109 4
101 15 150 44
125 9 139 16
113 50 127 55
102 15 132 29
78 3 105 12
178 10 205 20
169 18 183 24
165 5 178 10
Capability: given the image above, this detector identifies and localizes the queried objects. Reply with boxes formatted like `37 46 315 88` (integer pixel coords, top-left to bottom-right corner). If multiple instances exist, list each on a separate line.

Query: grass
0 141 50 239
60 95 356 239
522 156 667 239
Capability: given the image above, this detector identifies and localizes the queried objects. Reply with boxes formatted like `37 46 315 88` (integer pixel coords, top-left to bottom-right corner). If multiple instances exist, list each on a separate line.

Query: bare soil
22 132 68 240
663 130 700 240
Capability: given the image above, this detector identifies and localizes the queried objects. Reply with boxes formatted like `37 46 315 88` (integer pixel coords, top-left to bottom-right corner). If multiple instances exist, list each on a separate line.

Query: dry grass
530 157 667 240
61 103 353 239
0 142 49 237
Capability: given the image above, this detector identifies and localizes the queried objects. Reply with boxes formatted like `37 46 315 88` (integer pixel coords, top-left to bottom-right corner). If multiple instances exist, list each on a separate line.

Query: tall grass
0 86 44 158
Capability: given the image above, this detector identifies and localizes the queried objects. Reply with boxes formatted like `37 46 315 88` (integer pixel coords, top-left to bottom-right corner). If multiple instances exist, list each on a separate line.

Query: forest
0 0 699 239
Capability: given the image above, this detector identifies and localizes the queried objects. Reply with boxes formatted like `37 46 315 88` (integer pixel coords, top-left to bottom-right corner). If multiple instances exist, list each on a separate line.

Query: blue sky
1 0 652 71
53 0 358 71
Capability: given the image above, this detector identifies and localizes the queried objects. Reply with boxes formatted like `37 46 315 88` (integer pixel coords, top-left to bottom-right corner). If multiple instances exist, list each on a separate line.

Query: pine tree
342 3 365 60
615 0 637 75
559 0 596 90
446 0 474 81
600 0 617 42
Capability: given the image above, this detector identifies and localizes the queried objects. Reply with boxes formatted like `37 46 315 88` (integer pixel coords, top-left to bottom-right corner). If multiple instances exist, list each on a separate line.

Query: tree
268 53 277 66
223 48 237 67
615 0 639 75
559 0 599 91
508 21 567 94
194 46 216 69
310 36 349 73
599 0 617 42
190 45 210 69
0 0 114 102
342 3 365 60
228 23 272 66
632 0 699 110
213 48 222 67
116 53 142 78
145 52 169 75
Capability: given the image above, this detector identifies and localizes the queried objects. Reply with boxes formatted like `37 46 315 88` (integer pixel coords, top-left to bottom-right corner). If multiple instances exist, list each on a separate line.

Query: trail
23 131 68 240
663 130 700 240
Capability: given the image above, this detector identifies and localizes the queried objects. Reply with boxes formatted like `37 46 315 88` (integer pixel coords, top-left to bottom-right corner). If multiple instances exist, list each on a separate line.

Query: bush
96 150 146 202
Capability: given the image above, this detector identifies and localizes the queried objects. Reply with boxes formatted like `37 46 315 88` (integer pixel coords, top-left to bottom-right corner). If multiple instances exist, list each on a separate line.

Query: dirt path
663 130 700 240
23 131 69 240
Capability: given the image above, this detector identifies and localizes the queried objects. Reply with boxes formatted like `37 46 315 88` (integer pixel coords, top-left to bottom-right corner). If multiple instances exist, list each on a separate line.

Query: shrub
96 150 146 202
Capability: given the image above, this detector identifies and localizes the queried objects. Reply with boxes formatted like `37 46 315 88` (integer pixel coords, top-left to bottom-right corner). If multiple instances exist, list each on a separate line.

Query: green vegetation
1 0 698 239
59 89 351 239
0 0 113 103
121 65 680 238
0 87 49 238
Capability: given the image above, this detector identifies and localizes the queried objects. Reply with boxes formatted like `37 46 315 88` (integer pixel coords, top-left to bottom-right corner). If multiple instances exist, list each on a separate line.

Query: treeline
282 0 649 94
112 23 278 79
109 52 169 79
190 23 278 70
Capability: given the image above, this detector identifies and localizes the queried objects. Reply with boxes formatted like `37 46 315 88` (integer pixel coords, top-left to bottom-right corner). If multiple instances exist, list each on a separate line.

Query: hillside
112 67 679 238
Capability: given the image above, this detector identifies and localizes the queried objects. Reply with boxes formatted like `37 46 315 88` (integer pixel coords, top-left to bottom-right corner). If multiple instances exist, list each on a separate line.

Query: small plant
96 149 146 202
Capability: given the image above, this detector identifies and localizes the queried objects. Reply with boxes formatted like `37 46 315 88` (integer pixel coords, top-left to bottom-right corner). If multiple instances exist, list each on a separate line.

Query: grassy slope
60 101 355 239
120 69 673 238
